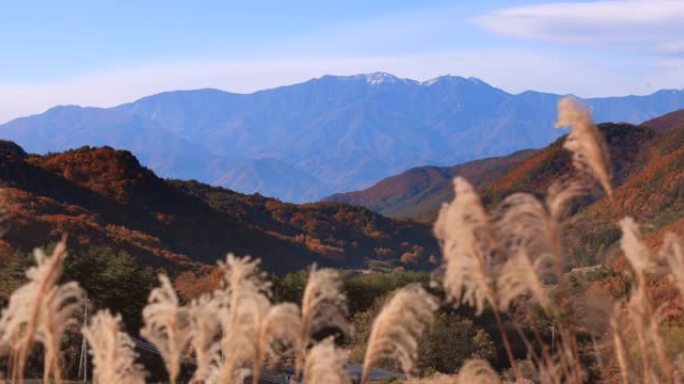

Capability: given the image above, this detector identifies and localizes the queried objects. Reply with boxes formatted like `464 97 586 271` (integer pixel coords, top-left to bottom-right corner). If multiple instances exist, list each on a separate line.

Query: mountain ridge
0 142 439 274
325 149 536 218
2 73 684 202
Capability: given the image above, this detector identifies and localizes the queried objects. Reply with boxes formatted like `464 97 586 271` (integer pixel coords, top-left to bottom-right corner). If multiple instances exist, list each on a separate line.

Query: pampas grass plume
297 265 350 377
83 310 147 384
661 233 684 302
360 284 437 384
37 281 84 383
0 238 81 384
434 177 496 314
141 274 191 384
187 292 223 384
218 254 271 384
555 97 612 199
456 359 501 384
303 337 351 384
301 265 350 341
619 217 657 278
254 303 302 384
497 249 553 315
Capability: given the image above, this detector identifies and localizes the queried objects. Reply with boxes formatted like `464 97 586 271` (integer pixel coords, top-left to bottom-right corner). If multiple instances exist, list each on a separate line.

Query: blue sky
1 0 684 122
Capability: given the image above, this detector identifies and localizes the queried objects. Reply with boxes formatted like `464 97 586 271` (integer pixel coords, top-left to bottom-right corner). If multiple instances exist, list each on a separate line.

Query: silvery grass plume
217 254 271 384
619 217 658 285
401 360 502 384
618 217 674 384
610 311 630 384
496 249 552 315
493 193 557 314
547 98 612 224
434 177 496 314
492 99 613 310
254 303 302 384
660 234 684 302
141 274 191 384
82 310 147 384
37 281 84 383
0 238 83 384
360 284 437 384
610 298 669 384
456 359 501 384
434 177 519 377
297 265 350 377
494 193 562 263
187 292 223 384
303 337 351 384
555 97 613 200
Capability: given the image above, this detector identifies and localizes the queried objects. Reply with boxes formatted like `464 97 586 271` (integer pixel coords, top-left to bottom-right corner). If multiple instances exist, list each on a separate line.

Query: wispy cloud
2 2 684 124
474 0 684 49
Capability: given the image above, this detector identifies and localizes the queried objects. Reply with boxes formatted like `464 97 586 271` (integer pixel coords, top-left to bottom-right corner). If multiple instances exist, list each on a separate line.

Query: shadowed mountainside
0 144 439 274
326 150 535 218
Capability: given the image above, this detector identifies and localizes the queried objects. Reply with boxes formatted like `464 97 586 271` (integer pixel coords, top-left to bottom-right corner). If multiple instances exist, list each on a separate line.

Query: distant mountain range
1 109 681 274
2 72 684 202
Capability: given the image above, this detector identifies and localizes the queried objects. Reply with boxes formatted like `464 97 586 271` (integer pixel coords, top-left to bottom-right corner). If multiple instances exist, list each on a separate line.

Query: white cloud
474 0 684 46
3 2 684 124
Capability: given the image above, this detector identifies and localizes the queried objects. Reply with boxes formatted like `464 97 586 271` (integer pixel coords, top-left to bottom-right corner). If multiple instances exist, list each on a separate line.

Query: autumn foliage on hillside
0 144 438 275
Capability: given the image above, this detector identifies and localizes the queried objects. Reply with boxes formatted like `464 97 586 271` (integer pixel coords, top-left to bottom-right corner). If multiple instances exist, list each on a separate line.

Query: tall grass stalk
82 310 146 384
617 218 674 383
0 238 83 384
140 274 191 384
360 284 437 384
303 337 350 384
297 265 349 379
434 178 520 376
662 234 684 303
555 97 613 199
38 281 84 383
456 359 501 383
187 292 222 383
254 303 302 384
217 254 271 384
434 177 496 314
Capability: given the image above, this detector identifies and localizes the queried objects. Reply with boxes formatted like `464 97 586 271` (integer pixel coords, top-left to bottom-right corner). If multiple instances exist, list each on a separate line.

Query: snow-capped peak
364 72 400 85
421 75 486 87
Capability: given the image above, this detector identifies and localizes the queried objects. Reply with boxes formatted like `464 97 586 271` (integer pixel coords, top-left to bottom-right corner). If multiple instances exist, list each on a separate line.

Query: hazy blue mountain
2 73 684 202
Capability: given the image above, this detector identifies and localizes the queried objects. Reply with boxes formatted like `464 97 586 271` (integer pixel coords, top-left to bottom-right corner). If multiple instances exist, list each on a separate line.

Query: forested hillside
0 143 439 276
